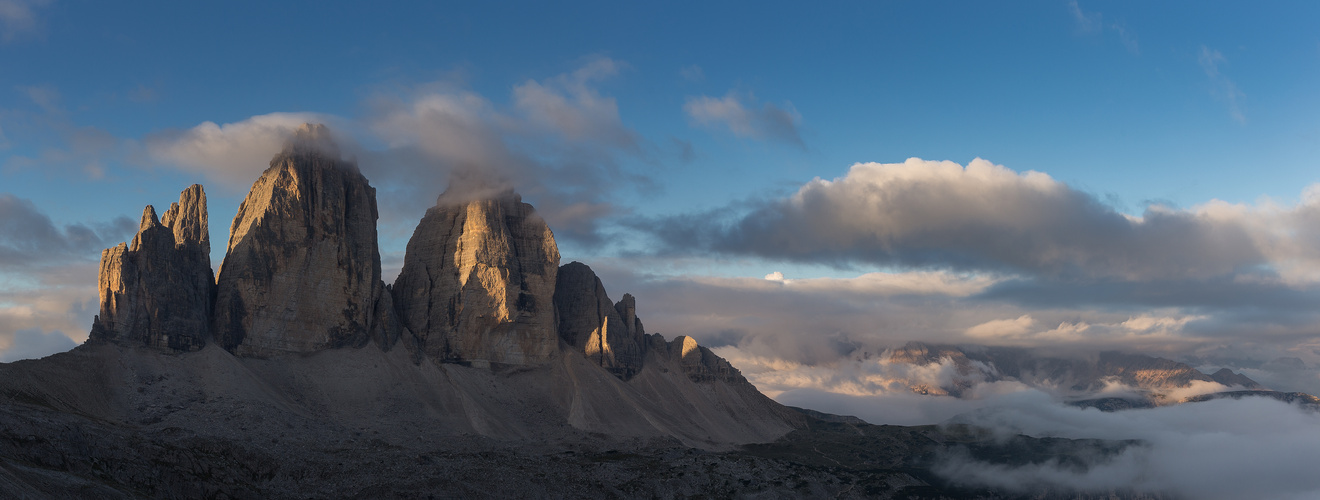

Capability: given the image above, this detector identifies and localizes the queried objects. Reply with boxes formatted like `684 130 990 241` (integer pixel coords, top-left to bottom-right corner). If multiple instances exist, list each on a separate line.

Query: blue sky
3 1 1320 389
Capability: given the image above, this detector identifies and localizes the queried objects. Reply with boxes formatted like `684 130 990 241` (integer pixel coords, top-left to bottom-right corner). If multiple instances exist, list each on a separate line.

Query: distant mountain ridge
884 341 1279 407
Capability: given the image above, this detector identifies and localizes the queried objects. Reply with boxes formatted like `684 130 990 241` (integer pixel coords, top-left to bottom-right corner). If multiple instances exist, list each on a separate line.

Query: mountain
0 125 1175 499
885 341 1272 407
214 124 386 357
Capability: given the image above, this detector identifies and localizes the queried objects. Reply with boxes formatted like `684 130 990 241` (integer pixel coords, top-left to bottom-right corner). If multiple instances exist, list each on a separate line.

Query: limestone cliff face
91 185 214 351
392 189 560 366
213 124 384 357
553 262 645 379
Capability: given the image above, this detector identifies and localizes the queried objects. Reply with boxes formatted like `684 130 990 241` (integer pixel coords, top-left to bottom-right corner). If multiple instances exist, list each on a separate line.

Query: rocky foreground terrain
1 125 1175 499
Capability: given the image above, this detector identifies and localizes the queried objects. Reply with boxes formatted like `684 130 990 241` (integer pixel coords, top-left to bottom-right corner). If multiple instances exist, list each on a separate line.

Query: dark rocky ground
0 397 1171 500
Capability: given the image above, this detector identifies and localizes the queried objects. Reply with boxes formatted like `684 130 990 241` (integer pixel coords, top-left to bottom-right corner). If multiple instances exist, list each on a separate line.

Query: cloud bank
644 158 1320 285
142 112 334 188
939 396 1320 500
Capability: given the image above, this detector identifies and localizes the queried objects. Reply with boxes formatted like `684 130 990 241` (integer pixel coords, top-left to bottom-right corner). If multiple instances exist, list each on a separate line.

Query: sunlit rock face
91 185 214 351
392 188 560 366
213 124 385 357
554 261 646 379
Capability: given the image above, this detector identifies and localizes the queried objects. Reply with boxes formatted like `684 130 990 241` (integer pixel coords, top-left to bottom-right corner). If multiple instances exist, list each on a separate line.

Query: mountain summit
214 124 386 356
0 125 804 490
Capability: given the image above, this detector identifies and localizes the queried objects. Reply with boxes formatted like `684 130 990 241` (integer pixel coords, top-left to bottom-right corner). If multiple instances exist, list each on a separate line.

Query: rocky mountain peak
213 124 385 357
136 205 158 233
160 184 209 252
393 184 560 367
91 184 214 351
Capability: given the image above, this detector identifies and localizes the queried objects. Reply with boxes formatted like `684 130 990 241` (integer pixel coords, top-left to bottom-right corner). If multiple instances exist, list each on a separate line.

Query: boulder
392 189 559 366
213 124 384 357
90 185 214 351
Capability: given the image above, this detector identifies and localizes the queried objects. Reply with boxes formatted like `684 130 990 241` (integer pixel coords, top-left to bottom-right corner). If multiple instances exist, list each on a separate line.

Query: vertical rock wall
553 262 646 379
213 124 385 357
392 190 560 366
91 185 214 351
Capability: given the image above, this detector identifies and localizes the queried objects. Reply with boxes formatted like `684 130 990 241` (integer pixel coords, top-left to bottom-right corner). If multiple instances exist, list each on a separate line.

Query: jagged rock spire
213 123 386 357
91 184 214 351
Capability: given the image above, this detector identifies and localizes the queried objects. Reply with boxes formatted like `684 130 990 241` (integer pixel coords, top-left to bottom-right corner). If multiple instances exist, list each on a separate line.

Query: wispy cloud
19 84 62 113
362 57 650 244
1067 1 1139 55
0 0 52 42
1199 45 1246 124
1067 0 1103 34
679 65 705 82
684 91 804 148
511 57 639 151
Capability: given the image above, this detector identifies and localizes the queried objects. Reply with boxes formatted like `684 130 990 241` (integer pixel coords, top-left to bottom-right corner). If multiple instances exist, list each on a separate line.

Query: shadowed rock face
392 188 560 366
554 261 646 379
213 124 384 357
91 185 215 351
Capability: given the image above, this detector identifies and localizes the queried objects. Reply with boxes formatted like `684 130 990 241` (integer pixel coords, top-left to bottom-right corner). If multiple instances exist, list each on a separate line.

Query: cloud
1068 1 1139 54
939 396 1320 500
511 57 639 151
0 0 51 42
711 335 1320 499
361 57 649 245
679 65 705 82
19 84 62 113
642 158 1320 284
684 91 804 147
1067 0 1103 34
1111 23 1139 54
141 111 336 187
0 193 134 269
0 327 76 363
966 315 1036 339
1199 45 1246 123
127 84 158 103
0 194 134 362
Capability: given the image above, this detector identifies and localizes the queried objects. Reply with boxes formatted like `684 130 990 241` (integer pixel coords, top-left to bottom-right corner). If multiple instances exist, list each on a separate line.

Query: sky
3 0 1320 371
5 1 1320 496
